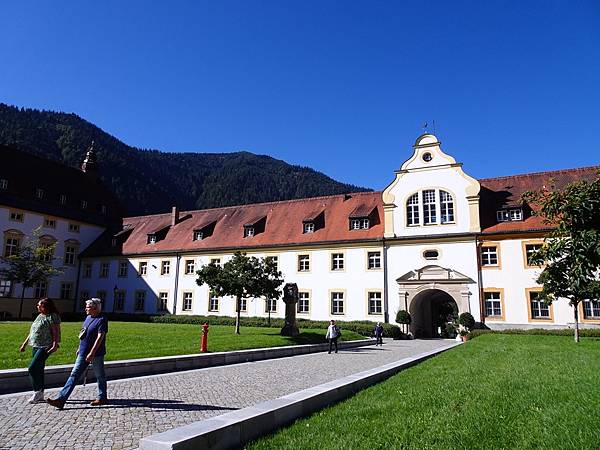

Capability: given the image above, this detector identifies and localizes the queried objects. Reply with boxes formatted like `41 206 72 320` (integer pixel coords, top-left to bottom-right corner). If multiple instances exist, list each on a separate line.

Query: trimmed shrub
470 328 600 339
396 310 411 325
458 312 475 331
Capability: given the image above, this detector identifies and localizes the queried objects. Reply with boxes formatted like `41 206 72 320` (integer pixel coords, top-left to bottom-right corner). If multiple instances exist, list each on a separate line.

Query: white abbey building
2 135 599 336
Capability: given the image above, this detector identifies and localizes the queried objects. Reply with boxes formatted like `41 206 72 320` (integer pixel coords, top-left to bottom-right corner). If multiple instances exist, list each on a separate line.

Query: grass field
249 334 600 450
0 321 363 370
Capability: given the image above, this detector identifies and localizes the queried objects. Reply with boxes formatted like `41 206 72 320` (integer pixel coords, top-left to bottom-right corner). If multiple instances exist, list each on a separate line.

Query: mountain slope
0 103 369 215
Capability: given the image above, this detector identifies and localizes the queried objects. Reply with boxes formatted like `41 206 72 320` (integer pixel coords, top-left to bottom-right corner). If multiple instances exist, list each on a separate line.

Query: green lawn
0 321 363 370
250 334 600 450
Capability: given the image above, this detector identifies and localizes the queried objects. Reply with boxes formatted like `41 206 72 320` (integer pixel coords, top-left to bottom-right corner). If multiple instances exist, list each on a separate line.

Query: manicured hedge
470 328 600 338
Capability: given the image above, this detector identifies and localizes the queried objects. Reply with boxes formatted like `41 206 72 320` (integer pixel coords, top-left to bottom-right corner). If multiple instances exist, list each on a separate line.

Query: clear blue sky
1 1 598 190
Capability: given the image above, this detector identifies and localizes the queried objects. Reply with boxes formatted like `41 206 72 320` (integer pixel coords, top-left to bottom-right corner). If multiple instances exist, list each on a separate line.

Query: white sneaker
28 390 45 404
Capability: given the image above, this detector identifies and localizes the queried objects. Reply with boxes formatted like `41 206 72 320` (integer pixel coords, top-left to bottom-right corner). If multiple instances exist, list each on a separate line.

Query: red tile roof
81 165 599 256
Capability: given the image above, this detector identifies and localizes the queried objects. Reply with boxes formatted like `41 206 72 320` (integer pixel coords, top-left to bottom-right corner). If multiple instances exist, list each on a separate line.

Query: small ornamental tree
458 312 475 332
0 228 63 318
523 174 600 342
196 251 284 334
396 310 412 334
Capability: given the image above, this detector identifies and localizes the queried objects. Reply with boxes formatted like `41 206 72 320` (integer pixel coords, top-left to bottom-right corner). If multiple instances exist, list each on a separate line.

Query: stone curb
0 339 375 394
139 341 461 450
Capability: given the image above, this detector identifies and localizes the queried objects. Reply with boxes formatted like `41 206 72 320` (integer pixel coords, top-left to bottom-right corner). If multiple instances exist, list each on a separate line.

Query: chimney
171 206 179 226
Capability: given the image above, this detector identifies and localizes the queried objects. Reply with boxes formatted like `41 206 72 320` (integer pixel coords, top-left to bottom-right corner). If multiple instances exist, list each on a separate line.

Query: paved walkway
0 339 456 450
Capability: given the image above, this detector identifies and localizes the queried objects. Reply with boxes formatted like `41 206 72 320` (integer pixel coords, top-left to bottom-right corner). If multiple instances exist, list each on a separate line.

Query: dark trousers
375 335 383 345
28 347 50 391
328 337 338 353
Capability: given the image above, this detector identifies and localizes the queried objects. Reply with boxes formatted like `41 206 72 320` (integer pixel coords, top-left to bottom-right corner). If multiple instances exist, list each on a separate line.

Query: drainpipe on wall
73 258 82 313
383 239 389 324
172 253 181 315
475 235 485 325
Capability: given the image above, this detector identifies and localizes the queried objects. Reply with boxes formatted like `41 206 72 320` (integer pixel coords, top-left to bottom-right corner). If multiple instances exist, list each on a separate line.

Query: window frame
330 252 345 272
330 290 346 315
526 288 553 322
99 262 110 278
480 243 501 269
208 290 219 312
367 290 383 316
522 240 544 269
297 254 311 272
9 210 24 223
161 260 171 276
366 250 382 270
157 291 169 312
297 290 311 314
135 290 146 312
182 292 193 311
483 288 505 321
138 261 148 276
185 259 196 275
118 260 128 278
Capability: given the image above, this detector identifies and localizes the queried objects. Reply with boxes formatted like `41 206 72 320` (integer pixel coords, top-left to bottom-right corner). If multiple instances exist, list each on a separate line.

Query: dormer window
303 222 315 234
497 208 523 222
0 179 7 190
349 218 370 230
81 200 87 210
36 188 45 199
193 230 204 241
59 194 67 205
406 189 455 226
147 234 157 244
101 205 107 215
111 238 117 247
244 226 255 238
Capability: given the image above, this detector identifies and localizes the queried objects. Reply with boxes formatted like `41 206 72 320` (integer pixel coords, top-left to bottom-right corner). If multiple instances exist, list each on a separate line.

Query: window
101 205 107 215
303 222 315 233
64 245 77 265
265 298 277 313
100 262 109 278
405 189 454 226
111 238 117 247
193 230 203 241
35 188 44 199
135 291 146 311
406 193 419 226
524 243 543 267
59 194 67 205
97 290 107 304
484 291 503 318
349 218 370 230
34 281 48 299
44 218 56 228
183 292 193 311
297 291 310 313
423 249 439 260
298 254 310 272
497 208 523 222
79 290 89 310
368 291 382 315
480 246 499 267
244 226 255 238
239 298 247 312
118 261 128 277
147 234 157 244
4 236 21 257
68 223 80 233
331 253 344 271
0 179 7 190
158 292 169 312
331 292 344 315
185 259 195 275
161 260 170 275
138 261 148 276
9 211 24 222
367 251 381 270
60 282 73 300
0 280 12 297
265 255 279 270
583 299 600 319
510 209 523 221
81 200 87 210
529 291 550 320
39 240 54 263
114 290 125 311
210 258 221 266
83 263 92 278
209 291 219 312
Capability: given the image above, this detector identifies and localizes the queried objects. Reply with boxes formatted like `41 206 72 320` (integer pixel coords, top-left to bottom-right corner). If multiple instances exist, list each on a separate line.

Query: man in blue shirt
47 298 109 409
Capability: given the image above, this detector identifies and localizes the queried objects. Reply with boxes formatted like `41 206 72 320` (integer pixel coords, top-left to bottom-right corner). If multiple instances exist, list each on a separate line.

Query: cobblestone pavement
0 339 455 450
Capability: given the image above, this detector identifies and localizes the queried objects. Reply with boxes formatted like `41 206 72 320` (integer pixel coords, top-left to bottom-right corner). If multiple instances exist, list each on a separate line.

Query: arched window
405 189 455 226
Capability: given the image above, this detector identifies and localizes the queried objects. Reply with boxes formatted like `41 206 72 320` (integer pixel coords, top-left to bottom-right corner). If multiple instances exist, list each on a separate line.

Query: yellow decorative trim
480 241 502 270
365 289 384 316
328 289 347 316
521 240 544 269
483 287 505 321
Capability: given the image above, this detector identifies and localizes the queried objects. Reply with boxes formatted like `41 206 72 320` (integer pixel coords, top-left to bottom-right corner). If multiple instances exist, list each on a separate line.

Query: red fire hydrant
201 322 209 353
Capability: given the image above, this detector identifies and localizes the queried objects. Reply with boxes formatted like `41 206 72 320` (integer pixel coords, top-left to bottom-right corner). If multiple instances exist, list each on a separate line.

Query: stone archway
396 265 475 338
409 289 458 338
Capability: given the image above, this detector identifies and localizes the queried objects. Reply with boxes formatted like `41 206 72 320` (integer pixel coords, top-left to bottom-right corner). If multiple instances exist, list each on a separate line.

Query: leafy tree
396 310 412 334
523 174 600 342
0 228 63 318
196 251 284 334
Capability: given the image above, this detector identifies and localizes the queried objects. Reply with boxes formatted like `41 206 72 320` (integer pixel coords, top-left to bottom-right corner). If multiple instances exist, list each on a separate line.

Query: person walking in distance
19 298 61 404
374 322 384 346
47 298 108 409
326 320 340 354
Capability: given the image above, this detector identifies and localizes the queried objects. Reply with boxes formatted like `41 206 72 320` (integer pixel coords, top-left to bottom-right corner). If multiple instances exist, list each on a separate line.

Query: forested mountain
0 103 369 216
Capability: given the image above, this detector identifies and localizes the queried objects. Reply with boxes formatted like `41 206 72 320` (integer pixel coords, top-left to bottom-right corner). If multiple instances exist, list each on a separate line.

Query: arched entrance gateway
396 265 475 338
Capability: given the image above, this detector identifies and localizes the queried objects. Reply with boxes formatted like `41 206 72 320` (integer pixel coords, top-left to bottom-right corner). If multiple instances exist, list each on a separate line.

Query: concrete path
0 339 456 450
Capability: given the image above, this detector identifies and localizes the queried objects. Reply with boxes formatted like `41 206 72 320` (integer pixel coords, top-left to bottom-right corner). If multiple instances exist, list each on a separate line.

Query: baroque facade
1 135 599 336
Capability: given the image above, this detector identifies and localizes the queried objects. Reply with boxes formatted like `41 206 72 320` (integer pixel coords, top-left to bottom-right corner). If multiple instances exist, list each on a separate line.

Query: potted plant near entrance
396 310 412 339
458 312 475 342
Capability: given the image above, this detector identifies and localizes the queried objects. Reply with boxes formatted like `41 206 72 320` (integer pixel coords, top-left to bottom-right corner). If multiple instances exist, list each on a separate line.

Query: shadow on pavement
63 398 239 412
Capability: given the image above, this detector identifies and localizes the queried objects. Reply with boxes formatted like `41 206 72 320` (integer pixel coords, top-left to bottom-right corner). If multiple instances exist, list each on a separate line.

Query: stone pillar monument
280 283 299 336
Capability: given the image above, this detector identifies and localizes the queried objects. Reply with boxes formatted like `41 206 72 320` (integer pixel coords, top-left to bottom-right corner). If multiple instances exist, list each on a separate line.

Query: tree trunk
573 302 580 343
235 296 241 334
18 285 26 319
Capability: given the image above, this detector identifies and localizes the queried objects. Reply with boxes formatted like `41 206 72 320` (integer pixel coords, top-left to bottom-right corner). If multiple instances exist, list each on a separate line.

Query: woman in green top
19 298 61 404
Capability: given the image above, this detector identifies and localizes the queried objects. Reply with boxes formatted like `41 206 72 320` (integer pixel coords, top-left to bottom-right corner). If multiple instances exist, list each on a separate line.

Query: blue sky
1 1 598 190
